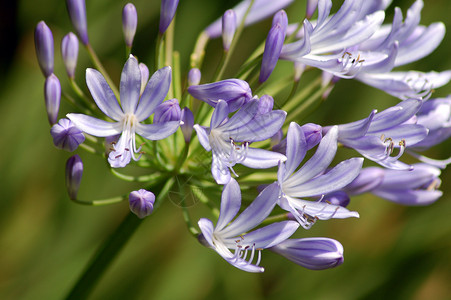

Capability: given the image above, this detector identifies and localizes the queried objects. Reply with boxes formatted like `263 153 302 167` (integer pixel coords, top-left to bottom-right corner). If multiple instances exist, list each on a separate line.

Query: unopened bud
129 189 155 218
188 68 201 86
180 107 194 143
259 22 285 83
188 79 252 112
222 9 236 51
44 74 61 125
159 0 180 34
66 0 89 45
51 118 85 151
61 32 79 78
122 3 138 48
153 99 181 123
270 238 344 270
34 21 54 77
66 154 83 200
301 123 322 150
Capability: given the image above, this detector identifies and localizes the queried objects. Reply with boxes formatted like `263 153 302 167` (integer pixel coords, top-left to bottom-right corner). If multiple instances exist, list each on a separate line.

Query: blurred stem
86 44 119 100
155 34 163 70
190 31 209 69
71 195 127 206
173 51 182 100
65 177 169 300
64 212 142 300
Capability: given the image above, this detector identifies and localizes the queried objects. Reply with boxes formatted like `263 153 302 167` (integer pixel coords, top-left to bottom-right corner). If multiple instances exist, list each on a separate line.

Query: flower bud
222 9 236 51
153 99 181 123
180 107 194 143
258 94 274 114
66 154 83 200
301 123 322 150
51 118 85 151
306 0 319 19
188 79 252 112
129 189 155 218
270 128 284 148
188 68 201 86
321 191 350 207
272 10 288 31
44 74 61 125
34 21 54 77
159 0 180 34
122 3 138 48
139 63 149 95
66 0 89 45
270 238 344 270
259 22 286 83
205 0 294 38
61 32 79 78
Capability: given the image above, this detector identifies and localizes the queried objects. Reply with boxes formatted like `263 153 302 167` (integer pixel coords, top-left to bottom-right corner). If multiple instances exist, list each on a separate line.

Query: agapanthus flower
34 21 54 77
67 55 180 168
61 32 79 79
269 237 344 270
194 99 286 184
280 0 386 77
277 123 363 229
354 0 451 99
333 99 427 170
198 179 299 272
371 163 442 206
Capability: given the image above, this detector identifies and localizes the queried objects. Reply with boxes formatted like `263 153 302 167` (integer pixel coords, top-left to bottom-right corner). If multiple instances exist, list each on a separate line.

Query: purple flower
222 10 236 51
371 164 442 206
66 0 89 45
205 0 294 38
194 99 287 184
280 1 385 77
34 21 54 77
44 74 61 125
138 63 149 95
67 55 180 168
277 123 363 229
259 11 287 83
270 237 344 270
51 118 85 151
66 155 83 200
129 189 155 218
188 79 252 112
61 33 79 79
159 0 179 34
122 3 138 47
334 99 428 170
198 179 299 272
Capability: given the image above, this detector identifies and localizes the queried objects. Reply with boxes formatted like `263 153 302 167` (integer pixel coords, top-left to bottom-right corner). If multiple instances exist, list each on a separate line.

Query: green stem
71 195 127 206
65 212 143 300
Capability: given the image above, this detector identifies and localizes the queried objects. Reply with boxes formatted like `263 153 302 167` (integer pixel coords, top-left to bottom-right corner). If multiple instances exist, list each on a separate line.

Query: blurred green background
1 0 451 299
